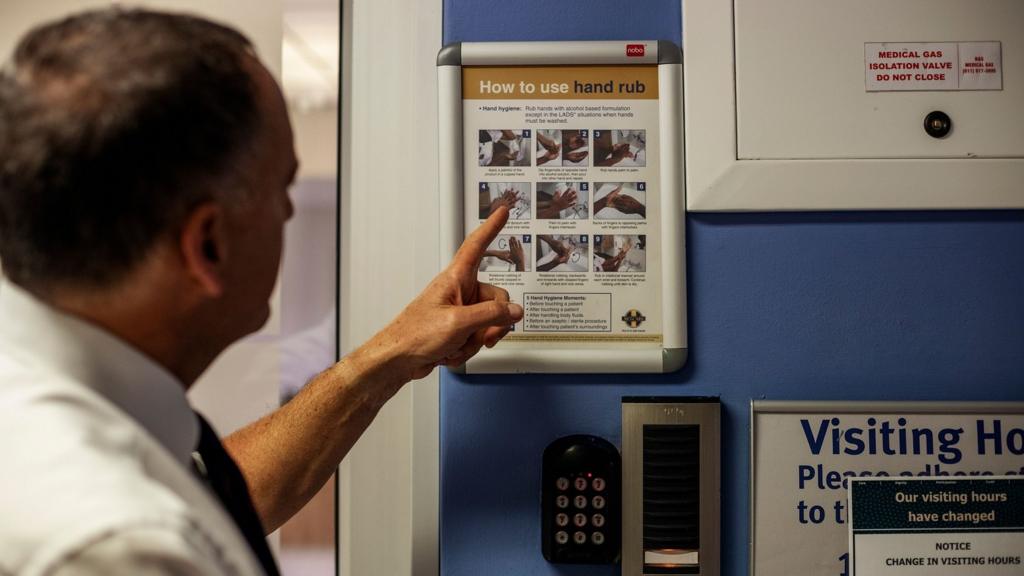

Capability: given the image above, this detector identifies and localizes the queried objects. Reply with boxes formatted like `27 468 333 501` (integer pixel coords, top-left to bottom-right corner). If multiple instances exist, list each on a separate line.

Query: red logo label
626 44 645 57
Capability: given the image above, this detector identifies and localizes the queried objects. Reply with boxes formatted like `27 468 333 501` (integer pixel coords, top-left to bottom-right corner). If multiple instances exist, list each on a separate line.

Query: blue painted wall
440 2 1024 575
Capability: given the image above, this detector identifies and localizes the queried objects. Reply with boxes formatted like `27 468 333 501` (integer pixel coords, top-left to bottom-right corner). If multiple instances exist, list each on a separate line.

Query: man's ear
179 202 227 298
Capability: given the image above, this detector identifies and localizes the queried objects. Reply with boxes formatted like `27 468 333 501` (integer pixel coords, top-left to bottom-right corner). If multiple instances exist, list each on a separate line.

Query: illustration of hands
595 141 634 166
552 187 578 211
564 150 588 163
537 130 562 165
611 194 645 217
599 239 632 272
562 131 588 164
489 188 520 215
489 143 517 166
508 235 526 272
566 133 586 151
593 184 622 214
537 234 572 272
537 186 580 219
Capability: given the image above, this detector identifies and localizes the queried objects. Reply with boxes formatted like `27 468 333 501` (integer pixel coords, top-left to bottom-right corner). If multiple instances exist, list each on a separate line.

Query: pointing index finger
453 205 509 271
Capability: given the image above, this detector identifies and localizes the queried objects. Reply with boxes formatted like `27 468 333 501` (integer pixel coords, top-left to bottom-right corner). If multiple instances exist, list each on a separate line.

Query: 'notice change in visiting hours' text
464 64 662 349
850 477 1024 576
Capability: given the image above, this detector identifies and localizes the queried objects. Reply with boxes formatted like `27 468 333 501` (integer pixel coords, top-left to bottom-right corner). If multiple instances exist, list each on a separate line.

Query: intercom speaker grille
622 397 719 576
642 425 700 551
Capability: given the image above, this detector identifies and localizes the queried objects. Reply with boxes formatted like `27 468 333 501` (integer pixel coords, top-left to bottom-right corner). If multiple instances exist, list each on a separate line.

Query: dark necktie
191 412 281 576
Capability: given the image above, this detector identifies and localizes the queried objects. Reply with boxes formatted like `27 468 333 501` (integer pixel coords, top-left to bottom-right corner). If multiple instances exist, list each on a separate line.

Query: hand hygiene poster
752 407 1024 576
463 65 662 348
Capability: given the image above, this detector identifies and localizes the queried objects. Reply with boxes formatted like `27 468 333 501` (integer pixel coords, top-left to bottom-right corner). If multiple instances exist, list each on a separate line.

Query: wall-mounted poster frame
438 41 687 373
683 0 1024 211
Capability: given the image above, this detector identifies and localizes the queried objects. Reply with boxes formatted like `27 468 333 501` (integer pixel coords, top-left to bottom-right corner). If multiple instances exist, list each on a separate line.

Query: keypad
551 475 609 549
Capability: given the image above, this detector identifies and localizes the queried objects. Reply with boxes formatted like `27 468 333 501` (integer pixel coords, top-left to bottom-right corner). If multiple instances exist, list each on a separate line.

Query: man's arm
224 207 523 533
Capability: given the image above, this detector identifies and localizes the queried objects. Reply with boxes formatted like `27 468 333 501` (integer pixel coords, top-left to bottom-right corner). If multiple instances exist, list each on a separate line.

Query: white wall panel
337 0 442 574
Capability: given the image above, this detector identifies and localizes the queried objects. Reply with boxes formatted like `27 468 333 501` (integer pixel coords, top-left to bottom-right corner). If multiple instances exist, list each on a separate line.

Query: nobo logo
626 44 645 57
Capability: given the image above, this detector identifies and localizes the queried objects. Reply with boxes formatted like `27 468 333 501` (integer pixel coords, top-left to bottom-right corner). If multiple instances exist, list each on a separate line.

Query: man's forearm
223 340 406 533
222 207 522 535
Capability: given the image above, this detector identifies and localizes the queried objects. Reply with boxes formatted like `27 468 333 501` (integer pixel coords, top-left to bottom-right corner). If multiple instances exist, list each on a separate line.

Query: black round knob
924 111 952 139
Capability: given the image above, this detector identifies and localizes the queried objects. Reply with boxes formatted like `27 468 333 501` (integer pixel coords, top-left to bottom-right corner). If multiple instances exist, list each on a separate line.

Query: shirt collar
0 280 199 467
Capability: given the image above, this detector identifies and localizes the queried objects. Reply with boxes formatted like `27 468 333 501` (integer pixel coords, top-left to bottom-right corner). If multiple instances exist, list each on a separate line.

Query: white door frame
337 0 443 574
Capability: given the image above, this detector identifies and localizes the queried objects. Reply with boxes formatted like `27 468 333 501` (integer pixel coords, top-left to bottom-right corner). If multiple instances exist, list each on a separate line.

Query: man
0 9 522 575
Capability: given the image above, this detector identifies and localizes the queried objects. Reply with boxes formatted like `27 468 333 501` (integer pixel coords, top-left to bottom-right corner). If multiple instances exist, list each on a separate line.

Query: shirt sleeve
44 525 246 576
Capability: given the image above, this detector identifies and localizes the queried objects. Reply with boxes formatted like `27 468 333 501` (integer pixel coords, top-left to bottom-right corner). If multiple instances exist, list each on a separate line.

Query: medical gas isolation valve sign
864 42 1003 92
463 65 662 348
850 478 1024 576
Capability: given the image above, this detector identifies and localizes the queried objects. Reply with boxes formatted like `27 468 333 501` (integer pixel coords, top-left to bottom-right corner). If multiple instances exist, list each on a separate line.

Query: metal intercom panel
622 397 720 576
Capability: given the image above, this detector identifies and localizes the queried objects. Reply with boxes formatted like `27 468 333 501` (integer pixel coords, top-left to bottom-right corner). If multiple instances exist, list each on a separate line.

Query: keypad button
574 495 587 509
573 513 587 528
555 513 569 527
592 513 605 527
592 477 606 491
573 531 587 545
591 495 606 509
556 495 569 509
592 531 605 545
574 477 588 491
556 477 569 491
555 531 569 545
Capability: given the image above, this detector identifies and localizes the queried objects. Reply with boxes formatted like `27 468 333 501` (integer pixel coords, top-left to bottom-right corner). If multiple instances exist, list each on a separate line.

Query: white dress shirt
0 281 266 575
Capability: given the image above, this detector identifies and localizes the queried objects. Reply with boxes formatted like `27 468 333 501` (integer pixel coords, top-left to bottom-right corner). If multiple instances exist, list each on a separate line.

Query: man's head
0 9 297 378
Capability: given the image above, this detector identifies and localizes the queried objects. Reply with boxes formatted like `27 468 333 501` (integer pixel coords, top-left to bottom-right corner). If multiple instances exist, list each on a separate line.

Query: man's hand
365 206 524 379
225 208 524 536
